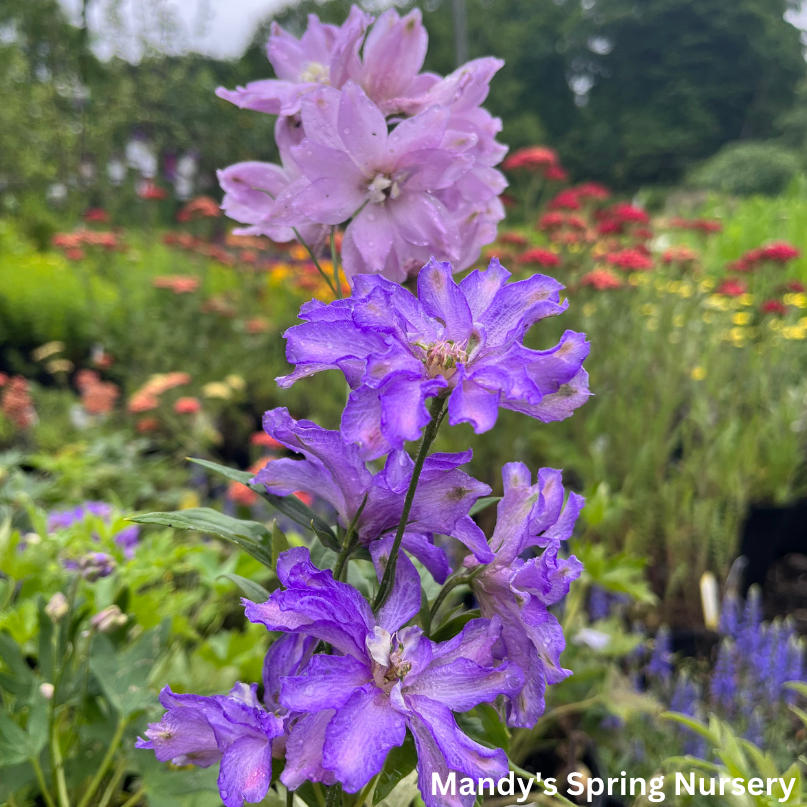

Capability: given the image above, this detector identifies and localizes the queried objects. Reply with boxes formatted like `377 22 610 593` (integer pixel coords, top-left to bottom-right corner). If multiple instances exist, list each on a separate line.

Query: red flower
581 268 622 290
782 280 805 293
595 219 624 236
245 317 271 334
760 299 788 315
716 279 747 298
536 212 568 230
65 247 85 261
545 165 568 182
174 396 201 414
84 208 109 224
250 431 282 449
136 417 160 433
727 257 755 273
502 146 559 172
548 190 581 211
1 376 36 429
498 231 529 246
633 227 654 241
756 241 800 263
152 275 200 294
608 203 650 224
178 196 221 221
516 248 562 268
662 246 698 264
82 381 119 415
138 182 168 201
572 182 610 201
128 392 160 413
604 248 654 271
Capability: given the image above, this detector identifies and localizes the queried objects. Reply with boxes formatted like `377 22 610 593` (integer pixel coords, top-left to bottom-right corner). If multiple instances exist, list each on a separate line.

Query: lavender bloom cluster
140 10 590 807
217 6 507 282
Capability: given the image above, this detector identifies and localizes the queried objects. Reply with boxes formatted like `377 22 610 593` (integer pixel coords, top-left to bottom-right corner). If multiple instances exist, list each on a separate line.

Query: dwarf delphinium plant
216 6 507 288
135 8 592 807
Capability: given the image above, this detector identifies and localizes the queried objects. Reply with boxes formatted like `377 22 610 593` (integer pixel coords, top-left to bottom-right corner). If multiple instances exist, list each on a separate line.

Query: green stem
96 758 127 807
373 397 446 611
293 227 338 298
325 784 342 807
353 774 379 807
428 568 480 626
51 720 70 807
286 785 294 807
312 783 327 807
333 494 368 582
31 756 58 807
76 716 127 807
329 228 342 299
118 787 145 807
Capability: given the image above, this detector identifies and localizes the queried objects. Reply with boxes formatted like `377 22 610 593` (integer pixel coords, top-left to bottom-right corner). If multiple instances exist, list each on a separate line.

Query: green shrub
688 140 801 196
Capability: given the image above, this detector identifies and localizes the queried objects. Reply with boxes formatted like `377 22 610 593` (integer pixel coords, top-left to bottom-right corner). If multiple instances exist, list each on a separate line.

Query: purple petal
459 258 511 320
217 736 273 807
347 206 395 272
417 258 473 342
263 634 316 712
380 376 444 448
451 516 494 564
341 385 392 460
282 710 338 790
338 82 388 173
389 194 459 257
404 658 522 712
370 537 423 633
429 618 501 668
401 533 451 584
281 654 371 712
447 371 500 433
388 107 448 157
298 86 345 149
140 707 221 767
503 367 591 423
323 684 406 792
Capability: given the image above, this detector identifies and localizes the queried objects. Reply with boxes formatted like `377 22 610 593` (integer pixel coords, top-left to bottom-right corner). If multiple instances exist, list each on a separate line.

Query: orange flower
174 397 201 414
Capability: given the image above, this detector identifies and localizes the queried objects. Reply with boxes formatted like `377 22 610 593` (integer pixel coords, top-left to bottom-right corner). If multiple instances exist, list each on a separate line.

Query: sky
57 0 293 60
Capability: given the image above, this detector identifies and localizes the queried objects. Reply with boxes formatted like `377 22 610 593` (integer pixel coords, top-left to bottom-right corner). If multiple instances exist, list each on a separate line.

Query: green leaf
790 704 807 730
25 693 48 758
475 703 509 753
468 497 500 517
430 611 480 643
0 631 34 700
660 711 717 744
0 713 33 766
374 732 418 805
129 508 273 568
271 520 290 569
218 573 271 603
90 623 168 717
188 458 337 540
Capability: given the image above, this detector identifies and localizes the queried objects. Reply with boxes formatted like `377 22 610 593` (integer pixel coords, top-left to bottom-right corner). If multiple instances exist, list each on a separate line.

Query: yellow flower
691 366 706 381
699 278 716 292
705 295 729 311
731 312 751 325
32 341 65 362
667 281 681 293
640 303 658 316
629 273 649 287
799 316 807 328
673 314 685 328
783 325 807 340
179 491 200 510
792 293 807 309
646 318 659 332
225 374 246 391
582 303 597 317
739 293 754 307
46 359 74 374
729 327 745 342
678 283 693 298
202 382 232 399
289 245 308 261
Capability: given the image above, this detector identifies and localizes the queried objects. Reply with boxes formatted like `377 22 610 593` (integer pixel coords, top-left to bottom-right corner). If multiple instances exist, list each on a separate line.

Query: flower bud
39 682 54 700
45 592 69 622
91 605 127 633
79 552 116 582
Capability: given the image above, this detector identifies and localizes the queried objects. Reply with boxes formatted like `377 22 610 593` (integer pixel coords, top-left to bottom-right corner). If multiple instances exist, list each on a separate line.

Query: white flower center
367 173 401 204
419 340 470 380
299 62 330 84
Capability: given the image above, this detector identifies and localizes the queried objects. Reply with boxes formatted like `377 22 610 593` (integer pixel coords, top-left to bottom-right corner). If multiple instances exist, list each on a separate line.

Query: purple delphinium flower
252 408 494 580
216 7 371 116
64 552 116 581
47 501 113 533
278 258 590 460
268 84 473 281
744 709 765 748
670 673 699 717
217 118 327 248
115 525 140 559
709 640 737 711
244 545 523 807
137 634 315 807
647 626 672 684
466 463 584 727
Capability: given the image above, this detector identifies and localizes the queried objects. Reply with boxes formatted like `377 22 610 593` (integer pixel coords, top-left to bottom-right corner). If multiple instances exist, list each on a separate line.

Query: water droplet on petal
342 128 351 135
368 214 375 222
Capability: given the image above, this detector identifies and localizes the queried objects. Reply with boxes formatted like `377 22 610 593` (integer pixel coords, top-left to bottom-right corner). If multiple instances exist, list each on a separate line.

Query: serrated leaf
218 573 271 603
469 497 500 517
188 458 337 539
130 508 273 567
90 624 168 717
0 713 33 766
374 732 417 805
